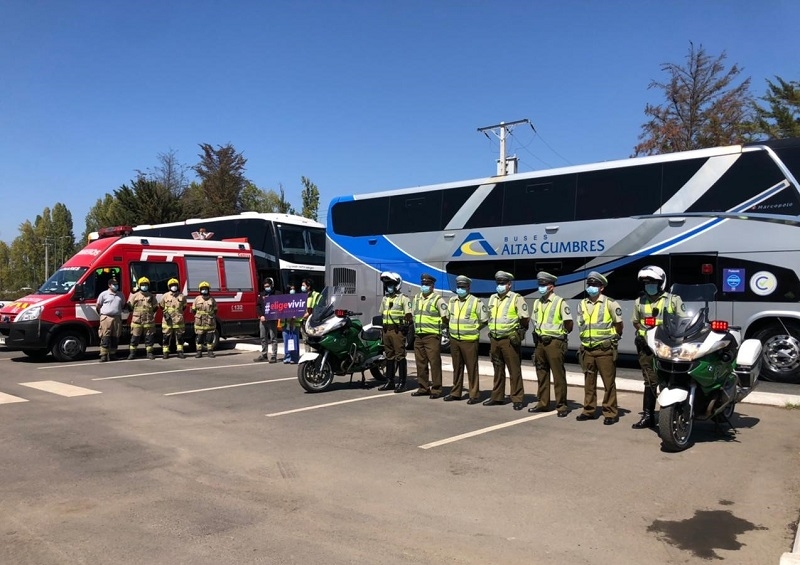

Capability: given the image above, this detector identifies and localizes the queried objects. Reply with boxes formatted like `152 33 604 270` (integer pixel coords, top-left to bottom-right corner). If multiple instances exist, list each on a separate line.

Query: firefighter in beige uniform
528 271 574 416
127 276 158 360
411 273 449 399
576 271 624 425
484 271 530 411
444 275 489 404
159 277 188 359
191 281 218 358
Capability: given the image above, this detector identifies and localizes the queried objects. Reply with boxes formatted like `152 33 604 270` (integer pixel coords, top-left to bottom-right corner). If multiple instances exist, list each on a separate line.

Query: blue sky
1 0 797 244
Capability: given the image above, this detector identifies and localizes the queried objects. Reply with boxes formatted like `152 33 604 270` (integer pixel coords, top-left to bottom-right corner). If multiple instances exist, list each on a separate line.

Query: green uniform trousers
383 327 406 361
638 350 658 390
414 334 442 395
578 346 618 418
534 338 569 412
489 336 524 403
449 338 480 400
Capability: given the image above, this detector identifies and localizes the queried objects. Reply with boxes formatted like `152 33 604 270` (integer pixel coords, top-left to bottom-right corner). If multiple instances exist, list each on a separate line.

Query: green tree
115 176 183 225
193 143 248 217
83 194 126 242
276 183 296 215
0 241 11 295
634 43 754 156
300 176 320 221
136 149 191 199
752 76 800 139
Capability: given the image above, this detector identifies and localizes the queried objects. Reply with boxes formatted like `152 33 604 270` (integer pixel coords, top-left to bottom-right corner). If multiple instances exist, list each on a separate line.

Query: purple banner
263 293 308 320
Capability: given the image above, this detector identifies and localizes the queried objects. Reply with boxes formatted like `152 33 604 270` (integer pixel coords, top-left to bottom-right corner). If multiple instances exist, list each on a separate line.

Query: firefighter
159 277 187 359
127 276 158 360
191 281 218 358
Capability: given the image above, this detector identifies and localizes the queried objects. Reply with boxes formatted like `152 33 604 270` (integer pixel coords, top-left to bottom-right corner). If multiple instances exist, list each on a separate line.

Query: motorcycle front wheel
298 359 335 393
659 401 693 452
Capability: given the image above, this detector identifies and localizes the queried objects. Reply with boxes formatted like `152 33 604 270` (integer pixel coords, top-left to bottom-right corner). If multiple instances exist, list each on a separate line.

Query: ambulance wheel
51 330 87 362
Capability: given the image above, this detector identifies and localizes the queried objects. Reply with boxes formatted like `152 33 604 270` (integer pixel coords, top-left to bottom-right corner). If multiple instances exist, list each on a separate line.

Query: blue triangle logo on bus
453 232 497 257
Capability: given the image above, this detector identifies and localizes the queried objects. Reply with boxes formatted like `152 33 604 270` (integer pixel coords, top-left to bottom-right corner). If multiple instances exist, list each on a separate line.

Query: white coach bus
326 138 800 382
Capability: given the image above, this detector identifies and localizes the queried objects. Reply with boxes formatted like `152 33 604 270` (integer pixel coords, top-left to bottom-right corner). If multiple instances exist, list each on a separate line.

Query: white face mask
301 285 308 293
170 286 178 292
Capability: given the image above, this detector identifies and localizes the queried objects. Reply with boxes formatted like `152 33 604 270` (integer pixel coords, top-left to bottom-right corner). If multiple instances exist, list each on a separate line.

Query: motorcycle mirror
643 317 657 328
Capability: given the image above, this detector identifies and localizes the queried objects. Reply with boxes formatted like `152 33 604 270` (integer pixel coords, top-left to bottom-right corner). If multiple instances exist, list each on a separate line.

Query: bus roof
132 212 324 230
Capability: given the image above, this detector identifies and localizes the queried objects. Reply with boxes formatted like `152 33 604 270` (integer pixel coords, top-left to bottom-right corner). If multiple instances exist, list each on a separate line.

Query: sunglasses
586 279 602 286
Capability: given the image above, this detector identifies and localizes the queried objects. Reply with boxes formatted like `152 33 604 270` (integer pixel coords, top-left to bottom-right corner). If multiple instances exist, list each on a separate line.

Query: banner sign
262 293 307 320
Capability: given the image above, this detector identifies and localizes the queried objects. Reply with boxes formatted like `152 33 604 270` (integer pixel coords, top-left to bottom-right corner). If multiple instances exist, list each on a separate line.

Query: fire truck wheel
51 330 87 362
22 349 49 360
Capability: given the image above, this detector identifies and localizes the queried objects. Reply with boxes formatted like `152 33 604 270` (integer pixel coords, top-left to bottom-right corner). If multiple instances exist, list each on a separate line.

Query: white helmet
380 271 402 291
637 265 666 292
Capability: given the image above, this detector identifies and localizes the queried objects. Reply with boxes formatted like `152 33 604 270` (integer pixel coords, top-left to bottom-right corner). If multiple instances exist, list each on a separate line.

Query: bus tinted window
464 185 503 229
687 151 784 213
501 174 577 225
388 192 442 234
330 198 390 236
441 185 479 228
661 157 707 207
575 163 662 220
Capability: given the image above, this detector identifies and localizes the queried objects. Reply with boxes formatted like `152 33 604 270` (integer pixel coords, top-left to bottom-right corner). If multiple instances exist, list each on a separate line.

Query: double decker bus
94 212 325 291
326 138 800 382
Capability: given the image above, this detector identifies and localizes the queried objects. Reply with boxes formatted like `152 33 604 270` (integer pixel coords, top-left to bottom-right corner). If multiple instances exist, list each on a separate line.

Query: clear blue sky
1 0 797 244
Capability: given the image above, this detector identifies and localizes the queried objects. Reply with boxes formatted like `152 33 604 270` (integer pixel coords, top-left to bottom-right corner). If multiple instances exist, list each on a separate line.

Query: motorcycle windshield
661 283 717 340
309 287 336 327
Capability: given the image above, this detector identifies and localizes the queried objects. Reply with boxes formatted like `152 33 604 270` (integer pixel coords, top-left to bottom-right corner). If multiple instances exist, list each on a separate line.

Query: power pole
477 118 529 176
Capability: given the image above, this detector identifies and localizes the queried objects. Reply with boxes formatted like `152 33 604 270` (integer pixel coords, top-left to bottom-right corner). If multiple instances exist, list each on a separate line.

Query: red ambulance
0 227 259 361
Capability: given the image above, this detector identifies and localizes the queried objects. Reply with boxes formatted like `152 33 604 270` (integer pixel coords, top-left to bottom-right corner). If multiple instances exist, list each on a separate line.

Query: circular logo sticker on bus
750 271 777 296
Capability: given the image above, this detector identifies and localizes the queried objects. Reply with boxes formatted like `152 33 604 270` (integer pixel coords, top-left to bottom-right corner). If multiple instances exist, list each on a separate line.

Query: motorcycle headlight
653 339 703 361
305 324 324 337
16 305 43 322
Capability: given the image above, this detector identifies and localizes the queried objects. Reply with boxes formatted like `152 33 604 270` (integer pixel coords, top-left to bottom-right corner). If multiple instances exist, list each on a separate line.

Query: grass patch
783 402 800 410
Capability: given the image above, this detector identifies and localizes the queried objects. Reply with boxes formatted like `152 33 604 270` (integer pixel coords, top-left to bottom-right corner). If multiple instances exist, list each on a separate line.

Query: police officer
377 272 412 392
95 277 124 362
255 278 278 363
411 274 449 398
576 271 623 425
631 265 669 429
127 276 158 360
445 275 488 404
529 271 574 416
484 271 530 410
160 277 188 359
191 281 218 358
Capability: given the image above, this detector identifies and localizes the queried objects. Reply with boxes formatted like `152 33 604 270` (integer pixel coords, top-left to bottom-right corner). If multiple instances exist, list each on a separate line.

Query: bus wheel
51 330 87 362
22 349 48 360
754 322 800 383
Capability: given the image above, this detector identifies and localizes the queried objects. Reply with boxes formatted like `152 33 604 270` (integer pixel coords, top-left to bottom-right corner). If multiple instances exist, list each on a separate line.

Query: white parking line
0 392 29 404
266 392 399 417
419 411 557 449
19 381 102 397
92 363 256 381
165 377 295 396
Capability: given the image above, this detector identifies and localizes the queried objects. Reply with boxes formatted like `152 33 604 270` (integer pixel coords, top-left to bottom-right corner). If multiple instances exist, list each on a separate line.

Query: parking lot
1 344 799 564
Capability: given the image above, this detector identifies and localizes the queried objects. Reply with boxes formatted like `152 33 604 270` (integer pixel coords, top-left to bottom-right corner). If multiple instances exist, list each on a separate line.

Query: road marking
18 381 102 397
419 411 557 449
92 363 256 381
0 392 29 404
266 392 399 417
165 377 295 396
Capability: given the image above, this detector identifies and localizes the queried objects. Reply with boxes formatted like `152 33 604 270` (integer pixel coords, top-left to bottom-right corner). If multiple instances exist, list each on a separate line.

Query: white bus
326 138 800 383
93 212 326 291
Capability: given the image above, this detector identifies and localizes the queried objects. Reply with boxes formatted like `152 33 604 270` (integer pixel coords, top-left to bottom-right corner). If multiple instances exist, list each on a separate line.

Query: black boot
378 360 396 390
632 387 657 429
394 359 407 393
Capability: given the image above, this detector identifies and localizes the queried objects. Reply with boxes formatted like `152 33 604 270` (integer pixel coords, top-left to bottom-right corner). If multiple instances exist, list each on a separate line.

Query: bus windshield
277 224 325 266
37 267 88 295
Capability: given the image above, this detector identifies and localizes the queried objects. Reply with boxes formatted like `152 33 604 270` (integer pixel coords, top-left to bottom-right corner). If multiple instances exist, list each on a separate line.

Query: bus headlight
16 305 43 322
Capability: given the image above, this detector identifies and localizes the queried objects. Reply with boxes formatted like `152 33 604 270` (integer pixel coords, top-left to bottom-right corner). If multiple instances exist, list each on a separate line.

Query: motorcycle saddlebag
734 339 762 388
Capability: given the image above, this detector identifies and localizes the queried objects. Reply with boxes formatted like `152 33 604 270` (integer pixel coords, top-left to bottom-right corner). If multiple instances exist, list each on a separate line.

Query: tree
276 183 296 215
136 149 191 199
752 76 800 139
634 43 754 156
83 194 126 242
300 176 320 221
192 143 248 217
115 176 183 225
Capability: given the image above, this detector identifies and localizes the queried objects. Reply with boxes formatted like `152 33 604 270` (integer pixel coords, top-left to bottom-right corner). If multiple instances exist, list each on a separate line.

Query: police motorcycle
644 282 761 452
297 287 386 393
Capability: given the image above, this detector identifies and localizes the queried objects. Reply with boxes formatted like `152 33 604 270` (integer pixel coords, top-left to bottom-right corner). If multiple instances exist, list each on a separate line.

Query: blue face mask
263 287 272 294
496 284 508 295
586 285 600 297
140 285 149 292
538 285 549 295
644 283 659 296
421 285 431 294
385 286 395 294
301 285 308 293
110 284 119 292
456 288 467 298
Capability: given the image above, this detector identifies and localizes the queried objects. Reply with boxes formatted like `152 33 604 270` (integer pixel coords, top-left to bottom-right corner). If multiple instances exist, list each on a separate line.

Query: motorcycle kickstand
714 414 738 436
359 371 371 389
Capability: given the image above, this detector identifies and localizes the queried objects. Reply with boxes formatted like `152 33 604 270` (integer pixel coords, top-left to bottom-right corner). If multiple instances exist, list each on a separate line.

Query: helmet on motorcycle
637 265 666 292
379 271 402 291
168 278 180 287
137 276 150 286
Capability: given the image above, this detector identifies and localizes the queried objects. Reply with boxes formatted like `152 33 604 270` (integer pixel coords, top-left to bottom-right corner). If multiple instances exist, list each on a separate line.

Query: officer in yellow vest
484 271 530 410
444 275 489 404
377 272 412 392
529 271 574 417
411 273 449 398
576 271 624 424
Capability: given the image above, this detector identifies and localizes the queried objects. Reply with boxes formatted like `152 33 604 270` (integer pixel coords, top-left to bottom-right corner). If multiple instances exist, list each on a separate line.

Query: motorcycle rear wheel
298 359 335 393
659 402 693 452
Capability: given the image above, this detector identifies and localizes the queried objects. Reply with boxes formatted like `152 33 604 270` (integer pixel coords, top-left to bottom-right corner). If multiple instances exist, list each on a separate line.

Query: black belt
489 334 510 340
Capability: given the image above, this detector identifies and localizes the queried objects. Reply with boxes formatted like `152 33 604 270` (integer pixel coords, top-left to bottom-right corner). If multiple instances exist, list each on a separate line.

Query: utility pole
44 238 53 282
477 118 530 176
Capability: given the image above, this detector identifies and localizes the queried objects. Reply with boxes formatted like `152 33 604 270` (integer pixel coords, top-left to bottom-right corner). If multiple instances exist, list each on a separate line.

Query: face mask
421 285 431 294
289 289 296 294
110 284 118 292
264 287 272 294
301 285 308 292
456 288 467 298
586 285 600 297
538 286 549 295
385 286 395 294
645 283 659 296
201 289 209 295
140 285 149 292
170 286 178 292
496 284 508 295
